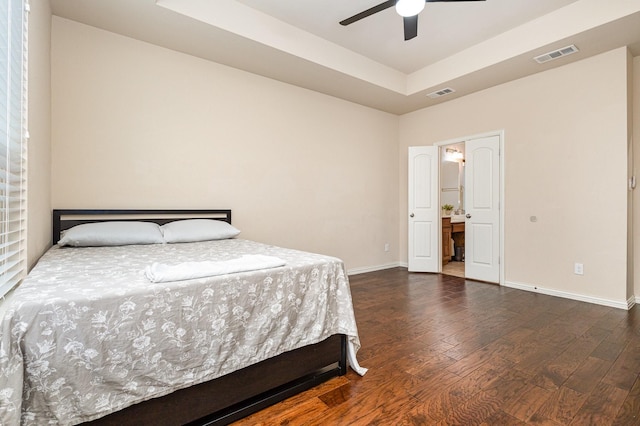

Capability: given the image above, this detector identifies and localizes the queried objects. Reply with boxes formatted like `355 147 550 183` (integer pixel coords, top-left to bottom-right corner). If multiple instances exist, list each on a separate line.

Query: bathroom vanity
443 216 465 265
442 216 452 265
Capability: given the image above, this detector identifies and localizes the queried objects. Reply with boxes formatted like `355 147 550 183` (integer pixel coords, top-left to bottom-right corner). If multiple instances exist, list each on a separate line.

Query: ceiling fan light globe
395 0 425 17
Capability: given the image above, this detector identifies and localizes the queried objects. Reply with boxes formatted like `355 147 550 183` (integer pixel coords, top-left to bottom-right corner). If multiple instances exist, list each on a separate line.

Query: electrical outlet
574 263 584 275
384 243 390 252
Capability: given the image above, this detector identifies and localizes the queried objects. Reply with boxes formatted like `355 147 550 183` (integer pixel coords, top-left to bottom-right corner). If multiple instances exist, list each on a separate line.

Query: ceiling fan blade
403 15 418 40
340 0 396 26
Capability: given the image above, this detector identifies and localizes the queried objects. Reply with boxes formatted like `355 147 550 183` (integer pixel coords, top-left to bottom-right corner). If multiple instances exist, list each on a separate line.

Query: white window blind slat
0 265 22 297
0 236 20 253
0 238 21 250
0 254 22 273
0 0 27 300
1 221 26 230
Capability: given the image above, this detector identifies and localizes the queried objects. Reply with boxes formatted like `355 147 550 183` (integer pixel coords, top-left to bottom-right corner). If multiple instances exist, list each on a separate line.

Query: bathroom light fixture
445 148 463 161
395 0 425 17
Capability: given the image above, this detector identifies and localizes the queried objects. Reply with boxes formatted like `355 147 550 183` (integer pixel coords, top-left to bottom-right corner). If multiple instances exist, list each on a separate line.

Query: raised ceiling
237 0 581 74
50 0 640 114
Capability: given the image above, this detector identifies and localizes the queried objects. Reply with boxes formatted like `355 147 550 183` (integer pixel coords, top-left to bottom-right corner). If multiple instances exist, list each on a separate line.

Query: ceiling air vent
534 44 579 64
427 87 455 99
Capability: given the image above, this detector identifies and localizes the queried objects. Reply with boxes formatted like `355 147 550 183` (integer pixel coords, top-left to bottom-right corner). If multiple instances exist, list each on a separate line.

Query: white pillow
161 219 240 243
58 221 164 247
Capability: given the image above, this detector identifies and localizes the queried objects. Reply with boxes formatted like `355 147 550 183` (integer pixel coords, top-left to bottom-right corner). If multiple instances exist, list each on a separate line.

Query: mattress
0 239 362 425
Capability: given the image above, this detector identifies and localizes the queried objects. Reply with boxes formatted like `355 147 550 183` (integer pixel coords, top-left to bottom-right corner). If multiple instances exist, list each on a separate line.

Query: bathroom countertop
444 214 466 223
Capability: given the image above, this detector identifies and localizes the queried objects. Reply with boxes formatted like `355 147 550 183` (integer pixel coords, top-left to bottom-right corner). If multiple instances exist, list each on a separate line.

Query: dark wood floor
232 267 640 425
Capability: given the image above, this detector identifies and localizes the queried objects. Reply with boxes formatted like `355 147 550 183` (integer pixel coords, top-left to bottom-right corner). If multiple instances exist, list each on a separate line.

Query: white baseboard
504 280 633 310
347 262 404 276
346 268 637 310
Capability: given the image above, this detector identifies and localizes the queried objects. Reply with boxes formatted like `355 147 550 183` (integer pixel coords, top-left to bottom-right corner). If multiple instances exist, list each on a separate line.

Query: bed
0 209 365 425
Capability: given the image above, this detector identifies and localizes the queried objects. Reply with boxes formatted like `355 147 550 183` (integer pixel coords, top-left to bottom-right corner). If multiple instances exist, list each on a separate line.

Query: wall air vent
534 44 579 64
427 87 455 99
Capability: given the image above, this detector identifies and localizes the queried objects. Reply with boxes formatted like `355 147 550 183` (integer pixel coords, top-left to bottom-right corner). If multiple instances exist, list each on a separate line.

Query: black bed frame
52 209 234 243
52 209 347 426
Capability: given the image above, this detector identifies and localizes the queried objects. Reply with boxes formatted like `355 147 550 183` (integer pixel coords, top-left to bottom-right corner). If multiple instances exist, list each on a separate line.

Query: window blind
0 0 28 299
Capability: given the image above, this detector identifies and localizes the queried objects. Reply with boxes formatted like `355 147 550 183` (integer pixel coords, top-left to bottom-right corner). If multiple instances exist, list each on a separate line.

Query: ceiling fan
340 0 486 41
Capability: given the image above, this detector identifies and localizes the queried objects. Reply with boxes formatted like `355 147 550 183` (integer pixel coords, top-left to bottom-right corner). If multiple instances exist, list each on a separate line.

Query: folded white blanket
145 254 286 283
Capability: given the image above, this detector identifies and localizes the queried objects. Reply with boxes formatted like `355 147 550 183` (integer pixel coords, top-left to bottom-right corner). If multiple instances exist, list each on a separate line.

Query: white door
465 136 500 283
408 146 439 272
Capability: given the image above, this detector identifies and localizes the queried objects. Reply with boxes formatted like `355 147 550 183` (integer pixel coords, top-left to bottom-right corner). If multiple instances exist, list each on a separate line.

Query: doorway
408 131 504 285
440 142 466 278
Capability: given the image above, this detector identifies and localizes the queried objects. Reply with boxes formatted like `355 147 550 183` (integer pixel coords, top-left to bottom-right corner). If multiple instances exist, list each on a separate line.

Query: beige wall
634 56 640 300
627 50 635 302
399 48 631 306
45 15 639 305
50 17 399 273
27 0 52 268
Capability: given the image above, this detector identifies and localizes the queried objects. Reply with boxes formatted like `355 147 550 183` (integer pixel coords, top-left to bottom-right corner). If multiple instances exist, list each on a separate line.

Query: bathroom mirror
441 145 465 213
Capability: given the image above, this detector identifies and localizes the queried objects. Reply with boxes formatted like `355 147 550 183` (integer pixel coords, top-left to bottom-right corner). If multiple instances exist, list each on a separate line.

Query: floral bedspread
0 239 361 425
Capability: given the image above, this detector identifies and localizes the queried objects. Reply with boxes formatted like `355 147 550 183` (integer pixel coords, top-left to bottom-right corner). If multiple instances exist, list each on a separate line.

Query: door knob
466 213 472 219
410 213 414 217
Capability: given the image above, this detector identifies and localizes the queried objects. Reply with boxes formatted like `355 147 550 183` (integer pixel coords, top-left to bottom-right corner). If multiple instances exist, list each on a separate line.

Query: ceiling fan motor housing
395 0 425 17
340 0 486 41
